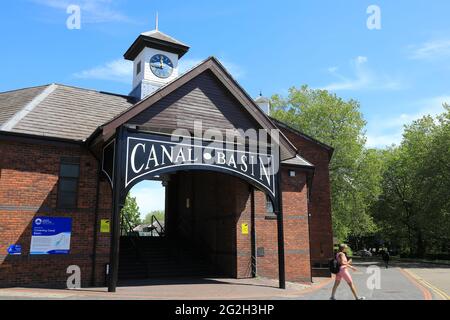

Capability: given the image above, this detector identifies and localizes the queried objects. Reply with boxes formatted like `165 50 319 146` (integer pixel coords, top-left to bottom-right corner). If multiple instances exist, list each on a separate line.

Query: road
400 262 450 300
295 261 449 300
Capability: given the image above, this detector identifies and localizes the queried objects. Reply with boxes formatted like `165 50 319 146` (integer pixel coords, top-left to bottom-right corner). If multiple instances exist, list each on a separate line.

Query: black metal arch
105 126 285 292
123 165 278 204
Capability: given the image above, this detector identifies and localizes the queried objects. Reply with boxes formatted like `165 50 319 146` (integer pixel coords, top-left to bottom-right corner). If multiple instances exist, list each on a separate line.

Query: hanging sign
124 133 276 197
30 217 72 255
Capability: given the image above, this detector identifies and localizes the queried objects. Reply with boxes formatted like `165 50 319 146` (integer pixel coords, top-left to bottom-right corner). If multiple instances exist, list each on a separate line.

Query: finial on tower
155 12 159 31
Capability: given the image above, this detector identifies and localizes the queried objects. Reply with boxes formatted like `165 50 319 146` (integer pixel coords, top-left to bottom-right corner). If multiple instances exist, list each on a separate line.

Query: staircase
118 236 216 280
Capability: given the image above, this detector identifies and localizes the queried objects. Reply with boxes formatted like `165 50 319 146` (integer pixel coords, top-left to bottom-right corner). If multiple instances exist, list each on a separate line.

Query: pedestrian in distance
381 249 390 269
330 244 366 300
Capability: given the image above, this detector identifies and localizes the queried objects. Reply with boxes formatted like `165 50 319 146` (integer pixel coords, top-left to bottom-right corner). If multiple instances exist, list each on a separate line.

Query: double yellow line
403 269 450 300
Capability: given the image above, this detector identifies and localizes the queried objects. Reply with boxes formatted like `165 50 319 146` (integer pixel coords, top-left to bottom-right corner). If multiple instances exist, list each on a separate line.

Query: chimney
255 93 270 116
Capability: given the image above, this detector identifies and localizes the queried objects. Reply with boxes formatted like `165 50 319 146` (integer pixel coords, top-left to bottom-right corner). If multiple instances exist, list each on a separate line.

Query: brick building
0 28 333 290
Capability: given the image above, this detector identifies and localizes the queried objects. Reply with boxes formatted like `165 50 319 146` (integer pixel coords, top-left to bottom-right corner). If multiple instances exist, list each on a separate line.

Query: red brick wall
0 139 110 288
253 169 312 283
0 131 329 287
280 128 334 277
168 170 312 283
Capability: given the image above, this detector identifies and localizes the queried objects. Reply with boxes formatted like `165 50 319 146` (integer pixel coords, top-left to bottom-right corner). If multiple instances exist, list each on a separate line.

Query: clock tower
124 27 189 101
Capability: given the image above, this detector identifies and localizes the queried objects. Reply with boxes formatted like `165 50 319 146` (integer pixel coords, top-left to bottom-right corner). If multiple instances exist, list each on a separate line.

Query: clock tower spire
124 20 189 101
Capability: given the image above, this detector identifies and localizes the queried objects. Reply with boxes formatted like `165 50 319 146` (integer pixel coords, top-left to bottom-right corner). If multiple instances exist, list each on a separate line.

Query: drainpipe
91 158 101 286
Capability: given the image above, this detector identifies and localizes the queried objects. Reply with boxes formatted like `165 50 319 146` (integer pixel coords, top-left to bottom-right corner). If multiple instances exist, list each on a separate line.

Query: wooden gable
127 69 260 133
97 57 298 160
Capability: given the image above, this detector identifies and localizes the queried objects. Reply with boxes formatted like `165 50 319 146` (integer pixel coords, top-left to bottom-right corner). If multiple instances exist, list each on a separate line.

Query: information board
30 217 72 255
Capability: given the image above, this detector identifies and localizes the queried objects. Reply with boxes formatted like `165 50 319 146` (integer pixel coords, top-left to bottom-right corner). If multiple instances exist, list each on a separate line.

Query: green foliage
372 104 450 257
121 194 141 227
271 85 379 240
143 210 165 224
346 246 354 258
271 87 449 258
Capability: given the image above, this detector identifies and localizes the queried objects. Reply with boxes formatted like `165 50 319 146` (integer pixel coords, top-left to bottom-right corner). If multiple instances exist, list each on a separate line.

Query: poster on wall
30 217 72 255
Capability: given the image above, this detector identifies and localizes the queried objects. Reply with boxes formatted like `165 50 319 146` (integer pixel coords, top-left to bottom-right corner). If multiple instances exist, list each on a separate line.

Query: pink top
336 252 348 270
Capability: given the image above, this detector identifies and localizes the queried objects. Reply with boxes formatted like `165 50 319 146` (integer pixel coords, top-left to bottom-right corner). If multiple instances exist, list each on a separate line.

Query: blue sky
1 1 450 215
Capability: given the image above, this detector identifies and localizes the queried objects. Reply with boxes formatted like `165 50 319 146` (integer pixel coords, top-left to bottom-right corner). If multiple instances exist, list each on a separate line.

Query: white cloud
31 0 131 23
366 95 450 148
220 59 246 79
366 133 403 148
130 181 166 218
409 39 450 60
179 58 204 74
73 56 244 83
73 59 132 83
180 57 245 79
321 56 402 92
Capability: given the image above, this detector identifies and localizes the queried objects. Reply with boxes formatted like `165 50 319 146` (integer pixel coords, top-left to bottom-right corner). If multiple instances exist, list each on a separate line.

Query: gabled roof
98 56 299 161
282 155 314 168
141 30 188 47
0 58 318 166
124 29 190 61
271 117 334 157
0 84 134 141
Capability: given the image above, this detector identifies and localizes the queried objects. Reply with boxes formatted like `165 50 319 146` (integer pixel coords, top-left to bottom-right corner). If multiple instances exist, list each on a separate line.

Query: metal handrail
120 214 148 275
121 214 138 236
151 215 165 237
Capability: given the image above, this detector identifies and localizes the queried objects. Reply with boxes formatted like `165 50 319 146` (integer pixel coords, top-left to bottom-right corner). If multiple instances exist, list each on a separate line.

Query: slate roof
124 29 190 60
0 84 135 141
0 85 49 126
0 84 319 168
282 155 314 167
140 30 189 48
0 82 319 167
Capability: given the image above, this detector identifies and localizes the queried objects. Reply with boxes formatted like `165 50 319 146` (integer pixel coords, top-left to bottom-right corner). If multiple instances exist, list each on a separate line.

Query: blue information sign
7 244 22 255
30 217 72 255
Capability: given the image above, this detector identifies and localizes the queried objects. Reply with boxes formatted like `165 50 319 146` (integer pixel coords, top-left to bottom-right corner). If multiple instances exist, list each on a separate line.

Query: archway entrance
118 170 255 282
103 126 285 292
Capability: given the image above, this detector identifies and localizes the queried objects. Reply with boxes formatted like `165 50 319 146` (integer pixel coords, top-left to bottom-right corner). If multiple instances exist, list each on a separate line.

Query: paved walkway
0 277 311 300
0 261 447 300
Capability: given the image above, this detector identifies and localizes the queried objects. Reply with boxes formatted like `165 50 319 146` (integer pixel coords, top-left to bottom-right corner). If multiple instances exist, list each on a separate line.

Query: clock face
150 54 174 79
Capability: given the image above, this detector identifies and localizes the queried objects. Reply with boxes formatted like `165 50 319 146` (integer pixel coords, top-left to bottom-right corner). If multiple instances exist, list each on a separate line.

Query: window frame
265 194 276 219
136 61 142 75
57 158 80 210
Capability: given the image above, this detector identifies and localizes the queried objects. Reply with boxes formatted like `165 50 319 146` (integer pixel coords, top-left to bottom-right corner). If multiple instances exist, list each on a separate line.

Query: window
57 158 80 209
136 61 141 75
266 195 274 215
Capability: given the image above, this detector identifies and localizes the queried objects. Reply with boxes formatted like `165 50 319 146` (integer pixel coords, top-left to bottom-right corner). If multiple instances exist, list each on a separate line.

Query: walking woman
330 244 366 300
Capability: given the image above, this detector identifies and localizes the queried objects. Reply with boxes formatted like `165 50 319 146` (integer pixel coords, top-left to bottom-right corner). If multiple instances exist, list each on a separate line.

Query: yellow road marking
402 269 450 300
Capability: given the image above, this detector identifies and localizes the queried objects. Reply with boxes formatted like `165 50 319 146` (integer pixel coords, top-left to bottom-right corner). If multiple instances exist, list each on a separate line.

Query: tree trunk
416 232 425 258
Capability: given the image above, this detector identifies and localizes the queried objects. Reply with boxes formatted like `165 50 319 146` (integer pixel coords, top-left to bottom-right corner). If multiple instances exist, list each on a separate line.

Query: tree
121 194 141 228
271 85 378 241
143 210 165 224
373 105 450 257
